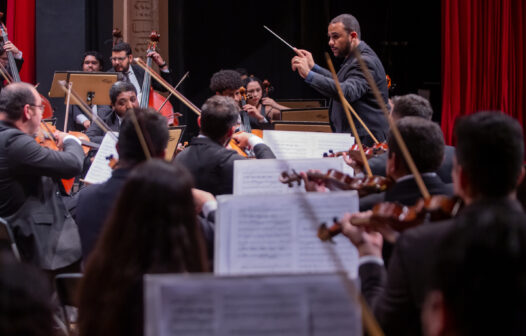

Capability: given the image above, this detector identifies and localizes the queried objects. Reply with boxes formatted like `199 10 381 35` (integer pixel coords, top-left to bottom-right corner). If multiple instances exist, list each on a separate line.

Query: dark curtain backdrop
6 0 35 83
441 0 526 145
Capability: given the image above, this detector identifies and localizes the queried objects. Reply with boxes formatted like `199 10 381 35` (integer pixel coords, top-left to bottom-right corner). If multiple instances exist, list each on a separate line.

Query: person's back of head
0 82 36 122
425 206 526 336
209 69 242 94
117 107 169 165
78 159 207 336
391 94 433 121
330 14 361 38
200 95 239 142
0 253 54 336
387 116 445 175
454 111 524 199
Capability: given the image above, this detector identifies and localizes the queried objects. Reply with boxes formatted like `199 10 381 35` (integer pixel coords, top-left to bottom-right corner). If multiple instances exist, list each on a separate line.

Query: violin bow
352 48 430 200
133 58 201 116
156 70 189 115
63 82 72 133
325 53 373 177
58 80 117 141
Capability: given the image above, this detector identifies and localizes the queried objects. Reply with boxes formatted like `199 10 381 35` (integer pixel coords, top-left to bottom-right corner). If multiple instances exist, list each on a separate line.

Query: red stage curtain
6 0 35 84
441 0 526 145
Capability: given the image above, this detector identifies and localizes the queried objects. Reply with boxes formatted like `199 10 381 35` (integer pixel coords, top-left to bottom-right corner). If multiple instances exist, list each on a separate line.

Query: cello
140 31 177 125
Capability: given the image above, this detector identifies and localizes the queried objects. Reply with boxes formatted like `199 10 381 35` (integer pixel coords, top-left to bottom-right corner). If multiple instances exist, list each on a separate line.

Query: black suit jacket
76 168 130 260
176 136 276 196
85 110 121 144
69 104 112 132
108 63 173 95
369 145 456 184
359 198 524 336
306 42 389 146
0 121 84 270
359 174 453 211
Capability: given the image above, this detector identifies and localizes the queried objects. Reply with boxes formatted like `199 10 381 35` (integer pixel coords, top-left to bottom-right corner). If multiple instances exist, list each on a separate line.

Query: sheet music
233 158 348 195
83 132 118 184
215 191 359 278
144 273 362 336
263 130 354 159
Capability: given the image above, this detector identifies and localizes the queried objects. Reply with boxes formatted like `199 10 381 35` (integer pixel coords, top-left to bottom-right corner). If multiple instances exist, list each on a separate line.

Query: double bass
0 15 53 119
140 31 177 125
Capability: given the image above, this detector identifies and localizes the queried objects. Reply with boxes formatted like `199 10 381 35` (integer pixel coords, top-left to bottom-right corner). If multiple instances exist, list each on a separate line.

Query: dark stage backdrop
168 0 441 138
29 0 440 135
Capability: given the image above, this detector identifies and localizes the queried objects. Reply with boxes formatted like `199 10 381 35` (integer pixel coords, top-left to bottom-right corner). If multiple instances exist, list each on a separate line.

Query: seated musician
210 69 263 131
243 76 289 121
176 95 276 196
340 111 525 336
0 82 84 272
423 206 526 336
77 107 217 260
85 81 138 144
0 40 23 93
70 51 111 131
359 116 453 212
109 41 173 100
358 94 455 183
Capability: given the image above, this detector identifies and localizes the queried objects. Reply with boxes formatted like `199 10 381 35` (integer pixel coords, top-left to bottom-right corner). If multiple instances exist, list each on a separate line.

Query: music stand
49 71 118 106
165 125 186 161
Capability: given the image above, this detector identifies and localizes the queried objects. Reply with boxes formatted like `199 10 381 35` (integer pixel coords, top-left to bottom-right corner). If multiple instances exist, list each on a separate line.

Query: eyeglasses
110 56 128 62
29 104 45 111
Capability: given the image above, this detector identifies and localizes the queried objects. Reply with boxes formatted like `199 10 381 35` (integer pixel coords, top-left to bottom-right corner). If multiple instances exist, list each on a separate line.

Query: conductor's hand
294 48 315 69
291 55 311 79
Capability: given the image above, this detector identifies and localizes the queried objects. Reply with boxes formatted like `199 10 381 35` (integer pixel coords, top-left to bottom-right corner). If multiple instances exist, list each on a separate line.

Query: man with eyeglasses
109 42 173 101
0 82 84 274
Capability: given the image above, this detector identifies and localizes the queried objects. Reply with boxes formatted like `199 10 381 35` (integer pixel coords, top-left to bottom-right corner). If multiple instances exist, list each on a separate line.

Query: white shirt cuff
358 255 384 267
63 135 82 146
14 51 22 59
202 200 218 218
75 113 88 124
248 134 264 148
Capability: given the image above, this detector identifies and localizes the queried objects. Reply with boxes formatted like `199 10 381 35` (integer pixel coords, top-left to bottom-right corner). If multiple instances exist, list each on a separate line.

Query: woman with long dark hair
242 76 289 121
77 159 208 336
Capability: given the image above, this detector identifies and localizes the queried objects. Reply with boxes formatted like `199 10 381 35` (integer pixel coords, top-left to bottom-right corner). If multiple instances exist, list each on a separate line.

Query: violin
35 122 98 193
324 142 388 165
317 195 463 242
280 169 393 197
262 79 273 98
0 14 53 119
139 31 177 126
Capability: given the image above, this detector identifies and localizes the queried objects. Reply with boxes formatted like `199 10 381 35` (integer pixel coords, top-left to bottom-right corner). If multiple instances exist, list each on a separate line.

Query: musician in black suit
365 94 455 183
359 117 453 212
291 13 389 146
0 83 84 271
108 42 173 100
422 206 526 336
85 81 139 144
341 111 525 335
176 95 276 196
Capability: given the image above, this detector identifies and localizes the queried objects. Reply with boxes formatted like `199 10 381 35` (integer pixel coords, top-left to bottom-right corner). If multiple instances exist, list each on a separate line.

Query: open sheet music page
84 132 118 184
233 157 347 195
263 130 354 159
215 191 359 278
144 273 362 336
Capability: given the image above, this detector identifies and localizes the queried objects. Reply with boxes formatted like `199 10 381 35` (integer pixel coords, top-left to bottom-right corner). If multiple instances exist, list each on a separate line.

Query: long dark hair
78 159 208 336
